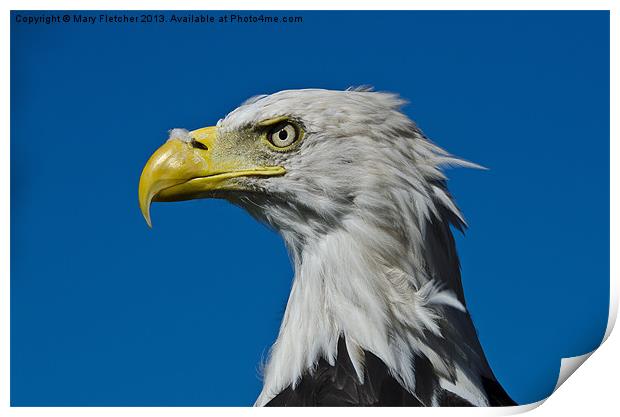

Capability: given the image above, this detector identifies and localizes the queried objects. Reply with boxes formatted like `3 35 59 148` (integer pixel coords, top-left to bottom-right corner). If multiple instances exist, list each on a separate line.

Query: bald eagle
138 88 516 407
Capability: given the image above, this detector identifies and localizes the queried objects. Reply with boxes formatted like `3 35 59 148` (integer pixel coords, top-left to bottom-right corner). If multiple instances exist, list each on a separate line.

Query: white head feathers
216 89 490 406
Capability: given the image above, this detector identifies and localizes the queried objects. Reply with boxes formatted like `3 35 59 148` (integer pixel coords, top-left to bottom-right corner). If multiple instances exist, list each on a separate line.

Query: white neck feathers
255 213 487 406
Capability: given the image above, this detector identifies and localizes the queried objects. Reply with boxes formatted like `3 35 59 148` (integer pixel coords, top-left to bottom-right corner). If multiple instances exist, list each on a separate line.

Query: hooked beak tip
139 191 154 229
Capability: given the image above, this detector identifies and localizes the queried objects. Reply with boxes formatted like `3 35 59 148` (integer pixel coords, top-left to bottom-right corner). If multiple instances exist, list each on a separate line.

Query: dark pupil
278 129 288 141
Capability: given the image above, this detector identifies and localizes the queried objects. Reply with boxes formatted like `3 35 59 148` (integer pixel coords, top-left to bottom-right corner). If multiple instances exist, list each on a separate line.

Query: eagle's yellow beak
138 126 285 227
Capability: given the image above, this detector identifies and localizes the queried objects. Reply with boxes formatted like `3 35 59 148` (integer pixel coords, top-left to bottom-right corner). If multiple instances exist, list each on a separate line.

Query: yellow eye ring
267 123 298 148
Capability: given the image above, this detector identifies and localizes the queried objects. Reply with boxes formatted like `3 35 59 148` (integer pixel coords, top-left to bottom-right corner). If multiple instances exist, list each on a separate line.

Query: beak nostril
191 139 208 150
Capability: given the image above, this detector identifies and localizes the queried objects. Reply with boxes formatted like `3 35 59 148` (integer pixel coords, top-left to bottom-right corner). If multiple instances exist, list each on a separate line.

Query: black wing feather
266 337 515 406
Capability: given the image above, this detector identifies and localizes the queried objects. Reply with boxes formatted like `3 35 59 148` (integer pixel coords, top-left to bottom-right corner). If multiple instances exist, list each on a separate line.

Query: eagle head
137 88 511 407
139 88 472 242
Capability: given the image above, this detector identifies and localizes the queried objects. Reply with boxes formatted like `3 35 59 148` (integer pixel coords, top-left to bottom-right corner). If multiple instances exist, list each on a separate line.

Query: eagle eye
267 123 298 148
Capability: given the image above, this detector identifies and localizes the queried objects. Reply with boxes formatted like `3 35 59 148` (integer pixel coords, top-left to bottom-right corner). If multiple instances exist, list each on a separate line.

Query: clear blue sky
11 11 609 406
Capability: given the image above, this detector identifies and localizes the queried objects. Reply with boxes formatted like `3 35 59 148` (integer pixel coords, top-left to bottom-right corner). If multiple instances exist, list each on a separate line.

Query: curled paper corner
494 352 597 415
554 351 594 391
544 297 616 405
499 289 618 414
548 273 618 404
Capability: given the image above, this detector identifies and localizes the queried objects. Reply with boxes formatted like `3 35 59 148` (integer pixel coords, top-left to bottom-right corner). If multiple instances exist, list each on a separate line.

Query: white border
2 1 617 416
